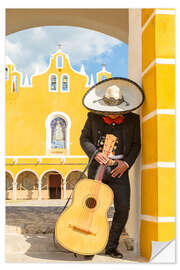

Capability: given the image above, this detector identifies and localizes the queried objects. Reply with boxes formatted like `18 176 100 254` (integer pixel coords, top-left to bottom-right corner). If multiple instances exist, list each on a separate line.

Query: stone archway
65 170 87 198
16 170 39 200
6 171 14 200
6 9 129 44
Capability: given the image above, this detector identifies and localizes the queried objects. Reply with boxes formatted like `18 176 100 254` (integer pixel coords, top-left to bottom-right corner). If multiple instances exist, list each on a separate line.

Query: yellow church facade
5 47 111 201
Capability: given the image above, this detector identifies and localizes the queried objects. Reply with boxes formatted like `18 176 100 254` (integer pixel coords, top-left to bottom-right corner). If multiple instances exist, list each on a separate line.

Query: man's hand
95 152 109 165
111 160 129 178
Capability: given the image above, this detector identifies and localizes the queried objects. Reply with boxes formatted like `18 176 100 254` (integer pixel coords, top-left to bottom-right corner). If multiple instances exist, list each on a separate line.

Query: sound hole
85 197 97 209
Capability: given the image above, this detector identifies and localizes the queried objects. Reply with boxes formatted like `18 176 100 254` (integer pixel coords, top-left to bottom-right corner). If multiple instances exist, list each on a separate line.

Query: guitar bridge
69 224 96 236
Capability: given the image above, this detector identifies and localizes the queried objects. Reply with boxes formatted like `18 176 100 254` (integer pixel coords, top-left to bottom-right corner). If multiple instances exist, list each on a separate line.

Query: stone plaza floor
6 199 148 263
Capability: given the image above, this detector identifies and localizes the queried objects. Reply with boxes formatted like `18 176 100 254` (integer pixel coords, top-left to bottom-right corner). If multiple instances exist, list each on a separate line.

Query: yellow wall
6 51 89 156
5 49 111 196
141 8 175 260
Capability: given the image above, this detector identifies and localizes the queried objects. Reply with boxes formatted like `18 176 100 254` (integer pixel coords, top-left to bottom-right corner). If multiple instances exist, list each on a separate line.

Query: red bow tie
103 116 125 125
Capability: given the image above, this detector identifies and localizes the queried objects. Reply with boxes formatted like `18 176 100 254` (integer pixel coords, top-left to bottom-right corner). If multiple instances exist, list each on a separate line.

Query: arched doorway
6 171 13 200
40 170 63 199
49 173 62 199
16 170 39 200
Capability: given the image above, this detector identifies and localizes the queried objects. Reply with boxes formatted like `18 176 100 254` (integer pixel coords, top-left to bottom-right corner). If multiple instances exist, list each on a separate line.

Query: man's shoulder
125 112 140 122
87 112 102 121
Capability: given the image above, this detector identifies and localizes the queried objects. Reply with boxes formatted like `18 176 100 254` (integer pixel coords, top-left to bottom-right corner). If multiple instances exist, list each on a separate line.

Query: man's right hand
95 152 109 165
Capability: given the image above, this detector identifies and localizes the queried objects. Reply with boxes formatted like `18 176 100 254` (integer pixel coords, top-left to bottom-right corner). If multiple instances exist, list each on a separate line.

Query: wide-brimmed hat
82 77 145 115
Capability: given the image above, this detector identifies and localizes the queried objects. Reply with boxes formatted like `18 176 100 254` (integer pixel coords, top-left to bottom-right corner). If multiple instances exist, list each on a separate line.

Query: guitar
55 134 117 255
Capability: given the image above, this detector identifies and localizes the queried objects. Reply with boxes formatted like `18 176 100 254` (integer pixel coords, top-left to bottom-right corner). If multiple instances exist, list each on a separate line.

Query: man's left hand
111 160 129 178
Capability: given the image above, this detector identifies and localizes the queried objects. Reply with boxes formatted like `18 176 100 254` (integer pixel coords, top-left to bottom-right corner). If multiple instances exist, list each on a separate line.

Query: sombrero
82 77 145 115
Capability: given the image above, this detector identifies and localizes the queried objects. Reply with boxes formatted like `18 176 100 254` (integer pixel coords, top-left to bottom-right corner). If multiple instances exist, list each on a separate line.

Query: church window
61 74 69 92
11 75 18 93
5 67 9 80
56 55 63 69
49 74 58 92
101 74 107 81
51 117 66 149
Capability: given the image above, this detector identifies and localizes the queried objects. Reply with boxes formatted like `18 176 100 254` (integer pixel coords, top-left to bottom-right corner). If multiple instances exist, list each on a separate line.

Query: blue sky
6 26 128 84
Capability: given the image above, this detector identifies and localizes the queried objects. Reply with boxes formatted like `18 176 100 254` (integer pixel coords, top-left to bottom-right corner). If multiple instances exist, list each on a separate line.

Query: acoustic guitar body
55 178 114 255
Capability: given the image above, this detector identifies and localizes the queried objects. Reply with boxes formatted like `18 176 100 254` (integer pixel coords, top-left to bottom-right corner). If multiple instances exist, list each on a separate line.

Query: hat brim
83 77 145 115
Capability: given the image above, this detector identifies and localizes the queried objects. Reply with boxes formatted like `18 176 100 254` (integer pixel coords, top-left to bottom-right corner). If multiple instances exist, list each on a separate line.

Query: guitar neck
94 134 117 182
95 164 107 182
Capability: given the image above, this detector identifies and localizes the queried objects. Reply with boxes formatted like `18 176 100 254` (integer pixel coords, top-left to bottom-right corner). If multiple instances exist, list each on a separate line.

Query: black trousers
102 170 130 251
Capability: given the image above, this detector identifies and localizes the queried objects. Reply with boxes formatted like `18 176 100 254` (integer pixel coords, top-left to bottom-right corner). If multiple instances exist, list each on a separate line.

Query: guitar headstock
102 134 117 158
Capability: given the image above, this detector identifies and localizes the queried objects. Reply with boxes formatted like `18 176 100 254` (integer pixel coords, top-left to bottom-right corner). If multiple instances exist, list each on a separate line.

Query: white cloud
57 27 122 65
6 26 123 77
31 27 47 41
5 39 22 61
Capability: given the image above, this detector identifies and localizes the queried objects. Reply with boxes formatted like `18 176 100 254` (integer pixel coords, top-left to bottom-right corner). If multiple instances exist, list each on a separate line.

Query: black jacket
80 112 141 179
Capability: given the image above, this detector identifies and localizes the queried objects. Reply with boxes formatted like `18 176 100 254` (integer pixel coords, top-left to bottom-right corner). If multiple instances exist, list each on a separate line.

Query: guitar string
85 165 105 232
75 158 106 232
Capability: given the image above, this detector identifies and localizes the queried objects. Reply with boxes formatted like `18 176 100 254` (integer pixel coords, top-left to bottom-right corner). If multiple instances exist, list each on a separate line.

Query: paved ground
6 199 114 234
6 199 148 263
6 233 147 263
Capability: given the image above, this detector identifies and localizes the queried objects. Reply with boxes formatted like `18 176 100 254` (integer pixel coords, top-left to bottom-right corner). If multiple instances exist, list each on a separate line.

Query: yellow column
141 8 175 259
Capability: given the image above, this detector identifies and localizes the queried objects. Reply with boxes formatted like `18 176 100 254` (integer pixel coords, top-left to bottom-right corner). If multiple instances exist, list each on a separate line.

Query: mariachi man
80 77 144 259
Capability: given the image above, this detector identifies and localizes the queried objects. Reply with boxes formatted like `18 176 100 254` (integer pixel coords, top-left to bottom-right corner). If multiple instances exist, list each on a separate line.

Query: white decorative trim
6 155 88 159
24 74 31 87
142 9 175 33
45 111 71 155
157 109 175 114
142 12 156 33
155 10 176 15
142 110 157 122
141 215 175 223
89 74 95 86
142 109 175 122
142 59 156 77
142 162 175 170
142 58 175 77
157 162 175 168
80 64 87 76
156 58 176 65
48 73 58 92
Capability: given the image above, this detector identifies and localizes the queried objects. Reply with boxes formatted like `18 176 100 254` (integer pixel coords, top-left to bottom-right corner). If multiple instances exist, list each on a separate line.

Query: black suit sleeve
80 113 98 158
123 115 141 169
